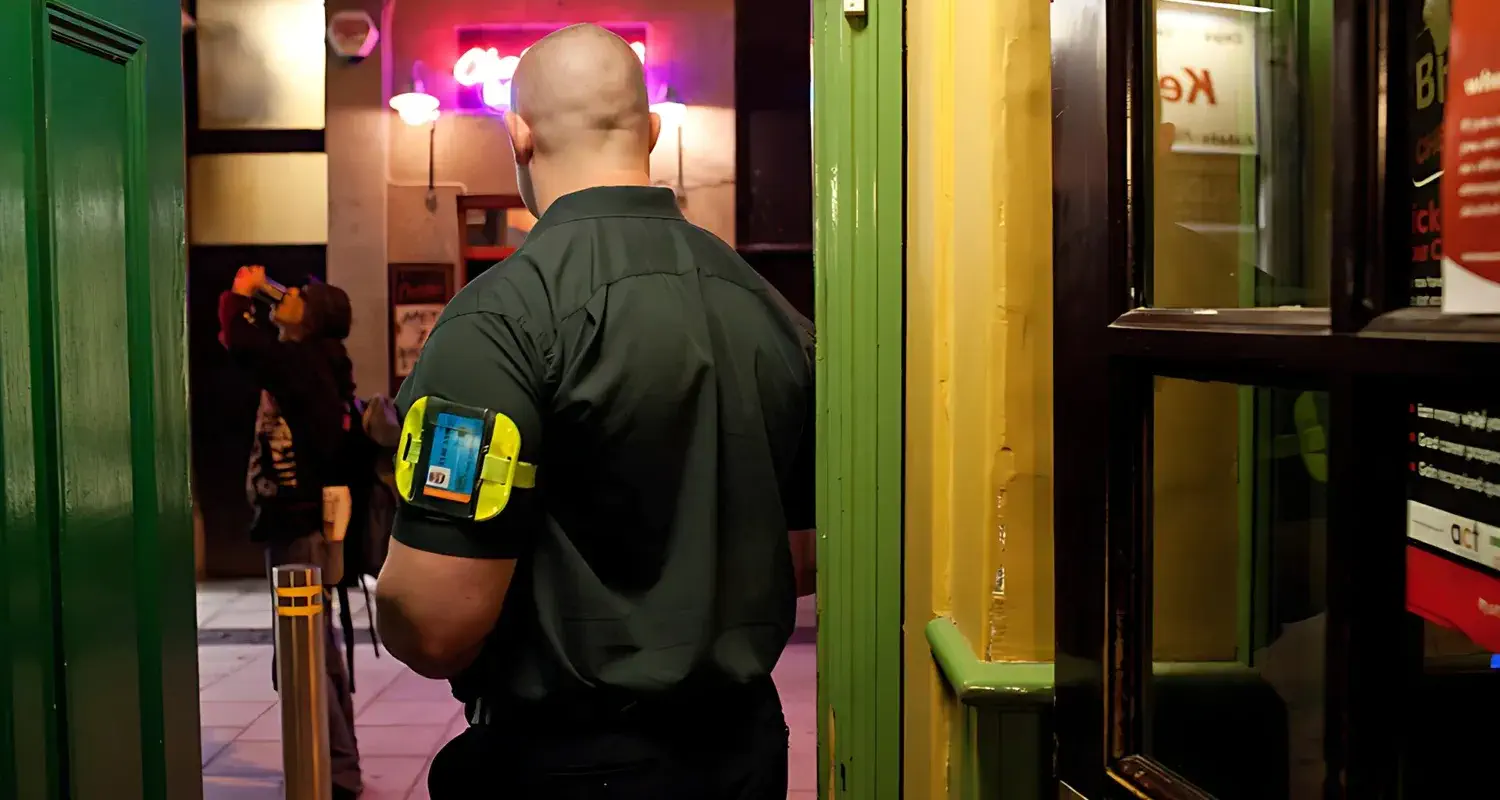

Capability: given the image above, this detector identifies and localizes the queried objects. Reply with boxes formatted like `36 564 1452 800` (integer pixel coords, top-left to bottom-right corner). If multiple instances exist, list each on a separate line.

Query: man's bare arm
376 539 516 678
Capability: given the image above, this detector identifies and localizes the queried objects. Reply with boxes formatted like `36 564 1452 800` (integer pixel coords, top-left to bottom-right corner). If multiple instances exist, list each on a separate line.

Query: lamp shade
390 88 440 126
391 61 441 126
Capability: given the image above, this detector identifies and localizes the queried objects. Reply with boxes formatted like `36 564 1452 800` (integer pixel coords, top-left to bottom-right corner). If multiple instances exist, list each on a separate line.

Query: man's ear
648 111 662 154
504 111 534 165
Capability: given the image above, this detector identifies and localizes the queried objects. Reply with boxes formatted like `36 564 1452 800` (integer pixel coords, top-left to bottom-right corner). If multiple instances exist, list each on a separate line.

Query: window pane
1150 0 1333 308
1401 0 1446 307
1149 378 1328 799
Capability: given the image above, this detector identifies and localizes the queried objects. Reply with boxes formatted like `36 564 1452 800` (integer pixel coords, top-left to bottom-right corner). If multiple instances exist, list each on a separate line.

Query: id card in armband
394 397 538 522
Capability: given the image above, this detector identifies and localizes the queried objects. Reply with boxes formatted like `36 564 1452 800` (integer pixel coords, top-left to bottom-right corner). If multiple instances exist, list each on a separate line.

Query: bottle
253 277 289 306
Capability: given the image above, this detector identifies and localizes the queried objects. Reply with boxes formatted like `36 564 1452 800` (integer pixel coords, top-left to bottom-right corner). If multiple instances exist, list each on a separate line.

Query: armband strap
393 396 538 523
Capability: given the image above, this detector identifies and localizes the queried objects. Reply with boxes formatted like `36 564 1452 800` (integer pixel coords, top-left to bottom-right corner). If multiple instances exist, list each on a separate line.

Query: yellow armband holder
394 396 538 522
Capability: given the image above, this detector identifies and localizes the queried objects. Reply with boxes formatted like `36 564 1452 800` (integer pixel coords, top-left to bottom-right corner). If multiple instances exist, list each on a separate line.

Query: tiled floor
197 581 817 799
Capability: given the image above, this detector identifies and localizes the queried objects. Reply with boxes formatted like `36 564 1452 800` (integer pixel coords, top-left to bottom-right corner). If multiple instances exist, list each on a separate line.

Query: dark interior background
735 0 813 319
189 246 328 577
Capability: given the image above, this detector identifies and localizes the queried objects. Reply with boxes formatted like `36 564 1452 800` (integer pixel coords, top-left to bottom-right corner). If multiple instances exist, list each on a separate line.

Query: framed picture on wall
389 262 454 396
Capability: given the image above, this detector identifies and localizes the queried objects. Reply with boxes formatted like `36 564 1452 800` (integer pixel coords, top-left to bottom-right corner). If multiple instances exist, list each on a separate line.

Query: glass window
1148 378 1328 799
1150 0 1333 308
1400 0 1448 308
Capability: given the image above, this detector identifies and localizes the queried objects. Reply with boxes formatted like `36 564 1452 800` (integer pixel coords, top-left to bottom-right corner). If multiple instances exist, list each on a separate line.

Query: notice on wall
393 304 443 378
1156 0 1259 155
1406 398 1500 652
1441 0 1500 313
1409 0 1449 307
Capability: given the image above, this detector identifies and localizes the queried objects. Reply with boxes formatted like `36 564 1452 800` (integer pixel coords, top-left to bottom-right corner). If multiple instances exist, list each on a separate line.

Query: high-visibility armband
394 396 537 522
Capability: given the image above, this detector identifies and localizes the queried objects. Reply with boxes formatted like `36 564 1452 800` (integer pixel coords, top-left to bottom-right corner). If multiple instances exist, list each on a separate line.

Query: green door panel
45 24 147 797
2 2 196 798
1 3 66 798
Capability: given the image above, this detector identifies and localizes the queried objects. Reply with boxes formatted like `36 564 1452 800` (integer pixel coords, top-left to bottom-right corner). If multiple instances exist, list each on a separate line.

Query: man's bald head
503 24 663 216
509 24 653 156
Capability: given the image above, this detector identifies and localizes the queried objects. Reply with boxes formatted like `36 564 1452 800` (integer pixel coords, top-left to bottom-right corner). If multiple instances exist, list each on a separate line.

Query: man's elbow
375 594 478 679
377 628 464 679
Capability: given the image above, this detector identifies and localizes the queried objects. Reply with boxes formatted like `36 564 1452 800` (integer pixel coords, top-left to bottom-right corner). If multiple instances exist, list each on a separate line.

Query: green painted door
0 2 198 798
812 1 904 797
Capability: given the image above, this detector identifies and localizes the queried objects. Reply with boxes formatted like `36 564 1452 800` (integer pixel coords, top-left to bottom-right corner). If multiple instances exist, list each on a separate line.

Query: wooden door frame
456 193 524 284
812 0 905 797
1052 1 1500 797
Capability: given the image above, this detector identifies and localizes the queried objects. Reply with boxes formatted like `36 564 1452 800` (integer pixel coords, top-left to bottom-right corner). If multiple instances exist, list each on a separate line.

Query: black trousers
428 678 789 799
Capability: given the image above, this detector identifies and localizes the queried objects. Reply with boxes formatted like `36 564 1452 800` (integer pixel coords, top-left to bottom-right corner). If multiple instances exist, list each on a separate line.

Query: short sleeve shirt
393 186 814 704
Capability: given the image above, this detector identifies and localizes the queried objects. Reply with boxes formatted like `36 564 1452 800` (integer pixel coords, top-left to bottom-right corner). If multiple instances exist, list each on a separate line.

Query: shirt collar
529 186 684 238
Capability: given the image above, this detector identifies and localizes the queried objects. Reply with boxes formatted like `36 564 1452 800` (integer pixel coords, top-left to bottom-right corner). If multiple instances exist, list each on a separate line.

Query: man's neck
534 166 652 216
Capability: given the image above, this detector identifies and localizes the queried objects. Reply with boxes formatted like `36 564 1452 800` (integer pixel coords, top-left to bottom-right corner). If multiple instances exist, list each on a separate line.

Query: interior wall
189 153 330 244
196 0 327 130
904 0 1054 796
1151 378 1242 661
326 0 389 400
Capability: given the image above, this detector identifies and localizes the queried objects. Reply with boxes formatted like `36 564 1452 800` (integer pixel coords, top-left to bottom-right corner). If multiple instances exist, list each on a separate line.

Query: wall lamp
390 60 440 127
390 61 442 199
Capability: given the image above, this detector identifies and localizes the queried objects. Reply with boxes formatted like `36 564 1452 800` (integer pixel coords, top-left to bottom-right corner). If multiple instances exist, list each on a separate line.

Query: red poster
1441 0 1500 312
1407 546 1500 653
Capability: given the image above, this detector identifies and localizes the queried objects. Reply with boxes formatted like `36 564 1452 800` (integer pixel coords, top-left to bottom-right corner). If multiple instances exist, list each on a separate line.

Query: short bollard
273 564 332 800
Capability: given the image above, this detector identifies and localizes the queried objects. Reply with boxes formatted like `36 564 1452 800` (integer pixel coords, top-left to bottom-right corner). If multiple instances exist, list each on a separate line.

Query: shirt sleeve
392 311 548 560
219 290 324 412
219 292 286 379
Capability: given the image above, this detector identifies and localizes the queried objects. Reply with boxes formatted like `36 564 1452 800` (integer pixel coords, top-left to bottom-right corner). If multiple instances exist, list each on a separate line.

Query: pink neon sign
453 41 645 111
453 48 522 109
452 25 648 112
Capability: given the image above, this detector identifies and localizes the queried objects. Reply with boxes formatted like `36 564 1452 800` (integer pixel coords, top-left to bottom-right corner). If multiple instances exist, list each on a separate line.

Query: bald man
375 24 814 799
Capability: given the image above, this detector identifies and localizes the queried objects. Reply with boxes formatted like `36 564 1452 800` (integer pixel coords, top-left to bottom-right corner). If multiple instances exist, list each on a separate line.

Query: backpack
330 394 401 691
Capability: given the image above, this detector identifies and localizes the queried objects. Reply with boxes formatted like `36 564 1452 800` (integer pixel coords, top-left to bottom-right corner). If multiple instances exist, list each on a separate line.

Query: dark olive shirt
393 186 815 706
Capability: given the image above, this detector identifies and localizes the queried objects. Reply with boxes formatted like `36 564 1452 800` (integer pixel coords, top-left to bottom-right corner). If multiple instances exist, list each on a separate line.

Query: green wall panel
813 1 904 797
